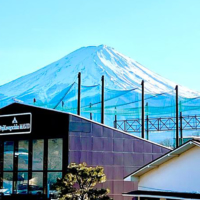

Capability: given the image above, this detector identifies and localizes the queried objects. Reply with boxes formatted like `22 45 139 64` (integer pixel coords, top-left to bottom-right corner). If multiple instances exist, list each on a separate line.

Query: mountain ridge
0 45 199 107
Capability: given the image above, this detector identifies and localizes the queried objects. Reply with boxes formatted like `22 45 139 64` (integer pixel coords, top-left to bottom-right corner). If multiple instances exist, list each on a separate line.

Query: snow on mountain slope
0 45 199 106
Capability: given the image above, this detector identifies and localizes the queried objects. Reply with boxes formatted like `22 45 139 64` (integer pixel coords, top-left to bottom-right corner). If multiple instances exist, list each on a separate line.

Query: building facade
124 140 200 200
0 103 170 200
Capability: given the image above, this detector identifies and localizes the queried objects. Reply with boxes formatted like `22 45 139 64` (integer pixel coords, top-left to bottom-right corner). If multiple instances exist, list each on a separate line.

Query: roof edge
0 102 172 150
124 140 200 180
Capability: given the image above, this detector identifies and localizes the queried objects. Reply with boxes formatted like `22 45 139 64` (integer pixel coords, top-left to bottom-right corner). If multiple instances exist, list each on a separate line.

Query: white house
123 140 200 200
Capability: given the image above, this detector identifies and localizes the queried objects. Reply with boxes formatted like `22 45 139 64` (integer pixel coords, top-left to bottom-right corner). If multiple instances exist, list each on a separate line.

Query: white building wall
138 146 200 193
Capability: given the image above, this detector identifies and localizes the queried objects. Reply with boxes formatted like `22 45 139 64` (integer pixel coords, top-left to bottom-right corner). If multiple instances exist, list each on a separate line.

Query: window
48 138 63 170
18 140 29 171
32 140 44 170
3 141 14 171
1 138 63 197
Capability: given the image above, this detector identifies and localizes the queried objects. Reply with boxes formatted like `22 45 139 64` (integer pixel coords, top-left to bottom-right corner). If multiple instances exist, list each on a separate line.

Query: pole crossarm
115 115 200 133
116 119 142 132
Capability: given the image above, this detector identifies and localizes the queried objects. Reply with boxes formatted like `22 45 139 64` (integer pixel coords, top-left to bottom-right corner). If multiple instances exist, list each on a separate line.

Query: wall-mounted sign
0 113 32 135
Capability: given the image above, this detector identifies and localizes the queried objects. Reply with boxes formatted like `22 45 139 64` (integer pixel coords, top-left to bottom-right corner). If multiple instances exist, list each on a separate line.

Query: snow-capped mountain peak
0 45 199 106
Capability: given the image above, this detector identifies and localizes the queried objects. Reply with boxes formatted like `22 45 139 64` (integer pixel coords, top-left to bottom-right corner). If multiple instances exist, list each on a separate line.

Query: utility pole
101 75 104 124
77 72 81 115
146 102 149 140
141 80 145 138
175 85 179 148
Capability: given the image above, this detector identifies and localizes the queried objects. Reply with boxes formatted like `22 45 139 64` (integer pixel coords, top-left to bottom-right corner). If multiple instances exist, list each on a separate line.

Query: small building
123 140 200 200
0 103 170 200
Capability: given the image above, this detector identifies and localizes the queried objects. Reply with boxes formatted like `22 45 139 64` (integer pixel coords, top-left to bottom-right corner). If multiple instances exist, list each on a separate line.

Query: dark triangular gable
0 103 69 138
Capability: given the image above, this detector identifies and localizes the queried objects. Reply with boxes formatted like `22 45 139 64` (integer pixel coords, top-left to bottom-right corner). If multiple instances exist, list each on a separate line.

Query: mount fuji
0 45 199 108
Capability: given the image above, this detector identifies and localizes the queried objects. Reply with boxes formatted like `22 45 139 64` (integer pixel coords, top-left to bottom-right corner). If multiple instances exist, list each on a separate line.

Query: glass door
15 140 29 194
30 139 44 195
1 138 63 197
47 138 63 198
2 140 29 195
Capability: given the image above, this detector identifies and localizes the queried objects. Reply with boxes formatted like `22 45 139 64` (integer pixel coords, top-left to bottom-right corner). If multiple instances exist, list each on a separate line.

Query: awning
122 190 200 199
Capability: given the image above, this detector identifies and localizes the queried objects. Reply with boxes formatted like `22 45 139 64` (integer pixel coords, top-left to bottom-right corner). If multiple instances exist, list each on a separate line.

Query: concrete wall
139 146 200 193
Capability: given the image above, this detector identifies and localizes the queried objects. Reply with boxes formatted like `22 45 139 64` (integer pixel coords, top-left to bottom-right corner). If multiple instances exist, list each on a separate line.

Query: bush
54 162 112 200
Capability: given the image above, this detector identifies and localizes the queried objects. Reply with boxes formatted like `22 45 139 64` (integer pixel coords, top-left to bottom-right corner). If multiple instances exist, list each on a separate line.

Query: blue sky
1 0 200 91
